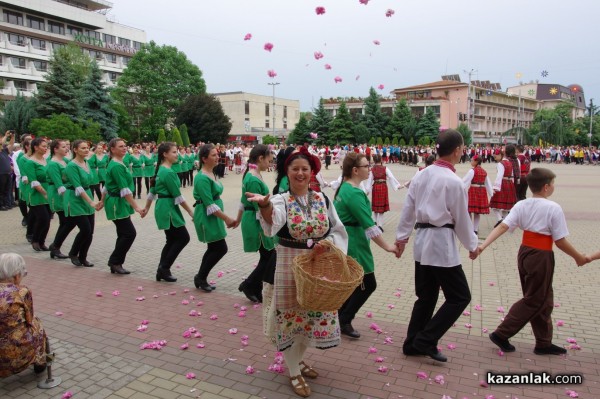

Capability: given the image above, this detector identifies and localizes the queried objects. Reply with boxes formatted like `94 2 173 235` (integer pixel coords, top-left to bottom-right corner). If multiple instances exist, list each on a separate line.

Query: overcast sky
109 0 600 112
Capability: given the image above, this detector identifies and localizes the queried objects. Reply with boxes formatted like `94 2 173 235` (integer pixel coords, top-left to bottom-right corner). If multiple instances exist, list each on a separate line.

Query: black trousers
159 224 190 270
90 184 102 201
133 177 142 197
109 217 137 265
245 246 276 292
30 204 51 245
52 211 76 249
403 262 471 353
67 214 95 261
516 181 528 201
339 272 377 325
144 177 150 194
197 239 228 280
0 173 10 207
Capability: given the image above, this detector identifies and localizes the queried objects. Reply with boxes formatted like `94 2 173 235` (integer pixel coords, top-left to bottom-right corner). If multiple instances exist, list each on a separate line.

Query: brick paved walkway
0 162 598 399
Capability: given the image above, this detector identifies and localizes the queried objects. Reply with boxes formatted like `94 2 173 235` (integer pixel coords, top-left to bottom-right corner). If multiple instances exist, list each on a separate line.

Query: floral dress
259 191 348 351
0 284 46 377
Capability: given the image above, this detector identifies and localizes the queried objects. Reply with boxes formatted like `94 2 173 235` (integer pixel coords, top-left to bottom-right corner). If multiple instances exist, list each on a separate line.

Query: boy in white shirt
479 168 587 355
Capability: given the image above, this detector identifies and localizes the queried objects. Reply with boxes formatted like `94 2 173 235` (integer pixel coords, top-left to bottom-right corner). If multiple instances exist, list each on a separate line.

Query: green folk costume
241 173 275 252
94 154 109 182
130 155 144 178
63 161 95 217
142 153 156 178
171 154 182 173
104 161 135 220
16 152 30 204
22 158 48 206
45 160 66 212
333 182 376 274
87 154 99 185
150 166 186 230
193 172 226 243
278 176 289 193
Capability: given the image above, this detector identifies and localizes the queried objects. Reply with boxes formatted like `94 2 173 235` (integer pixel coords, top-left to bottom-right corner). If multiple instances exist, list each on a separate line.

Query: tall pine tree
416 107 440 140
291 113 311 145
329 101 354 145
179 124 190 146
309 98 332 145
386 99 415 142
171 127 183 146
156 129 166 144
79 61 118 140
36 50 79 119
363 87 389 140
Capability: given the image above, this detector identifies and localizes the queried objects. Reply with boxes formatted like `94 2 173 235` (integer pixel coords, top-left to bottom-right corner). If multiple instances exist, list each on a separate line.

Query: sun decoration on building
549 87 558 95
515 72 523 79
528 89 536 96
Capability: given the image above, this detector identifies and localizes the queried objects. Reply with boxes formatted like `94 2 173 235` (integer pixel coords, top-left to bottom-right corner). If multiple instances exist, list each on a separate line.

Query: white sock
283 341 307 377
473 214 480 232
493 209 503 221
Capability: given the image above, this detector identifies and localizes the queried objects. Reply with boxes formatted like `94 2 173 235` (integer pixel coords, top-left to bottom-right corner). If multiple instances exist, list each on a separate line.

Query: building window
14 80 27 91
119 37 131 47
7 33 26 46
103 33 116 44
11 57 26 69
265 103 270 117
48 20 65 35
283 106 288 118
27 15 45 30
89 50 103 60
52 42 65 51
284 121 287 129
85 30 101 40
3 10 23 25
122 56 130 65
33 60 47 71
132 41 142 50
67 25 82 36
30 38 46 50
244 101 250 115
265 119 270 128
106 53 117 63
109 72 118 83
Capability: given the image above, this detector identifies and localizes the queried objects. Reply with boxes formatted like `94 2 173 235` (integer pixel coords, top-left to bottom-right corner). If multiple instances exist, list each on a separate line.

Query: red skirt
489 180 516 210
371 182 389 213
468 186 489 214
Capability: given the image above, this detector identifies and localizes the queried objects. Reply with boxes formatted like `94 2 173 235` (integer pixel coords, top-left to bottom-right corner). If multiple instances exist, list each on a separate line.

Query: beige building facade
0 0 146 99
214 91 300 143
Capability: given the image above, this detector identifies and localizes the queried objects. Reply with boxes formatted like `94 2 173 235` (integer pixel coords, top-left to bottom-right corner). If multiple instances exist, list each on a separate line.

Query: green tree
386 99 415 141
456 123 472 145
0 93 37 135
392 136 398 146
376 137 383 146
179 124 190 147
363 87 389 138
408 137 415 146
29 113 101 142
368 137 376 145
384 137 390 145
78 61 118 140
292 113 312 145
113 41 206 141
329 101 354 145
353 123 369 145
112 102 132 141
285 132 295 145
262 135 278 145
36 50 80 119
174 94 231 144
171 127 183 146
416 107 440 140
309 99 333 145
55 43 92 85
156 128 166 144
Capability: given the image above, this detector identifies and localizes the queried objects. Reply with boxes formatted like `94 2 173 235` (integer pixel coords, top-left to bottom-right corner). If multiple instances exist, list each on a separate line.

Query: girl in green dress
237 145 276 303
88 144 101 201
192 144 239 292
129 145 144 199
63 140 100 267
100 138 146 275
92 143 108 188
333 153 400 339
16 138 32 236
171 147 183 186
273 146 295 194
142 145 156 196
143 142 194 283
22 138 51 252
47 139 74 260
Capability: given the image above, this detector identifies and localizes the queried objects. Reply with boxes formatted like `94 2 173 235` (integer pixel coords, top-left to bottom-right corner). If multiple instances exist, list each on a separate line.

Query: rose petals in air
334 76 342 83
229 328 238 334
385 9 395 17
315 6 326 15
95 291 103 297
210 314 218 320
264 42 273 52
489 281 495 286
180 343 189 350
378 366 388 373
324 64 332 70
244 33 252 41
368 346 378 354
373 40 380 45
360 0 369 4
62 392 73 399
556 320 564 327
245 365 255 374
314 51 324 60
497 306 505 313
378 84 385 90
112 290 120 296
186 372 196 379
416 371 428 379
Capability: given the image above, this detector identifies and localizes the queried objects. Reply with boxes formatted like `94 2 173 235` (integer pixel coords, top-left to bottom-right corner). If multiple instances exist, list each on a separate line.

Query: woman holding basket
247 147 348 398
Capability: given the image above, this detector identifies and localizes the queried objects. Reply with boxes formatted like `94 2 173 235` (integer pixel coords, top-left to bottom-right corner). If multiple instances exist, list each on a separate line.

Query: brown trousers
495 246 555 347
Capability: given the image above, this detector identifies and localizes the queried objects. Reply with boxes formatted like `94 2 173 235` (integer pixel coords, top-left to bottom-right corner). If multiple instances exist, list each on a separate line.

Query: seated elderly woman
0 253 47 377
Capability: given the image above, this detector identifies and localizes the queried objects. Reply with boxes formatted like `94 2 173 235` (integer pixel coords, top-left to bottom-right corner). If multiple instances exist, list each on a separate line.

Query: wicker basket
292 240 364 311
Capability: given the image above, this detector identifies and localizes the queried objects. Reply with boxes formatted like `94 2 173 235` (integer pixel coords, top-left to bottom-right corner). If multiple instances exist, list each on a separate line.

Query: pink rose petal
324 64 332 70
180 343 189 350
374 356 384 363
479 380 489 388
169 291 176 295
243 33 252 41
447 343 456 350
136 325 148 332
554 302 560 307
416 371 428 379
387 304 395 310
136 296 145 301
183 288 190 293
556 320 564 327
264 42 273 52
185 372 195 379
217 271 224 278
314 51 324 60
378 84 385 90
245 365 255 374
463 311 471 316
373 40 380 45
482 327 489 333
368 346 378 353
210 314 218 320
229 328 238 334
95 291 103 297
55 311 63 316
465 323 472 329
497 306 505 313
182 330 192 338
112 290 120 296
360 0 369 4
194 332 202 338
369 323 380 331
366 312 373 318
62 392 73 399
315 6 326 15
189 310 199 317
385 9 395 17
567 338 577 343
152 294 159 298
489 281 495 286
196 301 204 306
241 340 249 347
566 389 579 398
384 337 393 344
475 304 483 311
434 374 445 384
377 366 388 373
196 343 205 348
141 320 149 325
569 344 581 350
498 350 504 356
181 300 189 305
334 76 342 83
137 286 143 291
238 311 246 317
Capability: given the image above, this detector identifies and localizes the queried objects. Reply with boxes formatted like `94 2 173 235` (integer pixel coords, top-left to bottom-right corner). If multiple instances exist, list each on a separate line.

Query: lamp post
463 69 476 132
268 82 280 139
589 98 594 148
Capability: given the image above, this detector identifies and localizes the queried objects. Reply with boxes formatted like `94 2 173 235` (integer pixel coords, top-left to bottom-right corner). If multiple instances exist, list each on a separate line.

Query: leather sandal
299 361 318 379
289 375 311 397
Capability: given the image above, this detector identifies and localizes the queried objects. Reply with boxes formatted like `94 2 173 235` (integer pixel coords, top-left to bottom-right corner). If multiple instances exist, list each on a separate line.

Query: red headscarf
284 146 321 175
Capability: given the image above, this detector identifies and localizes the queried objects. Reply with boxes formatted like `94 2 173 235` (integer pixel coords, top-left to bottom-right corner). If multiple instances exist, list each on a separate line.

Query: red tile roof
393 80 468 91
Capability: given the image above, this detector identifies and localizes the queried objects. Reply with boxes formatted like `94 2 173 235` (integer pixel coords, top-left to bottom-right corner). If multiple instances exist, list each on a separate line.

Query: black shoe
489 332 516 352
340 323 361 339
26 234 33 243
32 242 42 252
155 267 176 282
49 244 68 259
38 244 50 251
534 344 567 355
402 341 422 356
238 280 259 303
412 343 447 362
21 218 27 227
194 275 214 292
70 256 82 266
33 363 47 374
80 259 94 267
109 263 131 275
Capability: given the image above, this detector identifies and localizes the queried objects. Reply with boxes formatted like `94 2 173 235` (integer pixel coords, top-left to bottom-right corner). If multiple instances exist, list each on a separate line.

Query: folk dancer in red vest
462 155 492 236
365 154 402 231
489 146 517 227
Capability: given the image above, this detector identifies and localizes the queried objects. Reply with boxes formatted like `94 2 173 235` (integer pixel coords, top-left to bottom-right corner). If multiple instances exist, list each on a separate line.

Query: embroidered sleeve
30 181 40 187
147 192 156 201
57 186 66 195
365 225 382 239
102 186 108 195
75 187 85 196
120 188 133 197
206 203 221 215
174 195 186 205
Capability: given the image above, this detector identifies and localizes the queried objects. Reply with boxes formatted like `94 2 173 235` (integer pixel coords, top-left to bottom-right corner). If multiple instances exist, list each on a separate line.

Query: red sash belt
522 230 553 251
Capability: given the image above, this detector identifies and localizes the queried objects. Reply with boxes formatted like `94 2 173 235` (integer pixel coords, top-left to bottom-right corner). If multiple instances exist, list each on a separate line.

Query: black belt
343 221 360 227
414 223 455 229
108 192 121 198
67 186 89 190
244 206 255 211
193 195 221 207
277 236 325 249
157 195 175 199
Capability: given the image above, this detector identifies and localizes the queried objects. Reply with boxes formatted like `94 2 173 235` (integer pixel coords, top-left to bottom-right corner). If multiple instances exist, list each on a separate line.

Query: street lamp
589 98 594 148
268 82 280 139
